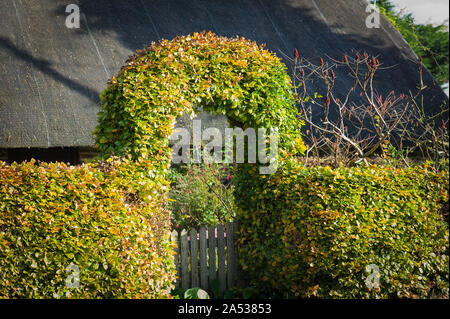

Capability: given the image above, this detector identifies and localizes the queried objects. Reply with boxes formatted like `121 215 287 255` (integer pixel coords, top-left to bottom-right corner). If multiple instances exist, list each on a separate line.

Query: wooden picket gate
171 222 240 297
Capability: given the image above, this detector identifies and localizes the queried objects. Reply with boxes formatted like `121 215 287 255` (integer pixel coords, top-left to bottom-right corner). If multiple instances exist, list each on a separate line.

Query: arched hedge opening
0 32 306 299
94 31 305 166
92 31 306 298
94 32 448 299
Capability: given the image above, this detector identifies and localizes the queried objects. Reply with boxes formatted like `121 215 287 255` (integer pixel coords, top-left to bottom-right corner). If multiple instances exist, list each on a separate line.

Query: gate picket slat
208 225 217 285
234 221 244 288
226 222 235 289
199 227 208 291
180 229 189 290
190 228 199 288
217 224 226 296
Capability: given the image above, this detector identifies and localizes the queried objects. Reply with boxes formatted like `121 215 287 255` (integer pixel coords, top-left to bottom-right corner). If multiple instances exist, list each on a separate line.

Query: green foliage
235 160 449 298
94 31 305 163
168 162 235 230
210 277 221 299
93 33 305 299
0 32 305 299
224 286 259 299
377 0 449 84
0 158 176 298
171 287 210 299
184 287 210 299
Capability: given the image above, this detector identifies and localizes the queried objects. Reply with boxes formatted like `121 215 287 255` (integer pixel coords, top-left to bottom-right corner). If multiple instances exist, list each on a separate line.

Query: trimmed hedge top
235 161 449 298
94 31 305 165
0 158 175 298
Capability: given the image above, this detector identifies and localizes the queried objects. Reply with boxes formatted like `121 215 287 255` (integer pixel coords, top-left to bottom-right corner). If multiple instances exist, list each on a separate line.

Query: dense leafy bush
0 32 305 299
93 32 305 296
0 158 175 298
235 160 449 298
94 31 305 163
168 162 235 230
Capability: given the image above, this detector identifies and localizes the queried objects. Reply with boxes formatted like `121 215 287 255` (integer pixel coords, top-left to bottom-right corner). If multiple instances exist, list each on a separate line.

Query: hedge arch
93 32 306 296
94 31 305 170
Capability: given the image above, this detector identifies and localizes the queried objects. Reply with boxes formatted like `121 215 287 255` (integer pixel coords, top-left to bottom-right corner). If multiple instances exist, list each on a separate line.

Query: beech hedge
94 31 305 163
0 32 306 298
0 158 175 298
235 161 449 298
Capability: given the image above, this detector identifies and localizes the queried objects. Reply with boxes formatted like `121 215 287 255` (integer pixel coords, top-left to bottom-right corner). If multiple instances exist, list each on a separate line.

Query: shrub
94 31 305 163
168 162 235 230
0 33 305 299
0 158 175 298
92 32 305 294
235 160 449 298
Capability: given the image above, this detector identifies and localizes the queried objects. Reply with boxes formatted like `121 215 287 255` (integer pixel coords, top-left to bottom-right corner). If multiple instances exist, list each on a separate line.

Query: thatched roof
1 0 447 149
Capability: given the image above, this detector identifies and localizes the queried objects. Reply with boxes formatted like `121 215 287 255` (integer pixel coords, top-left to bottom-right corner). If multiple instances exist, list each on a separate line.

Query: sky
389 0 449 25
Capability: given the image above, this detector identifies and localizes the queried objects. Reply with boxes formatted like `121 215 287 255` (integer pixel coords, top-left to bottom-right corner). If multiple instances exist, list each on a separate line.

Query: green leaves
168 163 234 230
184 288 210 299
94 32 304 162
377 0 449 84
89 33 307 299
0 159 176 298
235 161 449 298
